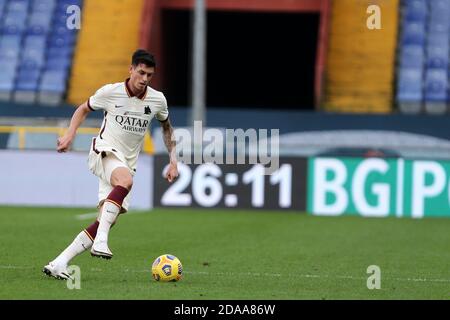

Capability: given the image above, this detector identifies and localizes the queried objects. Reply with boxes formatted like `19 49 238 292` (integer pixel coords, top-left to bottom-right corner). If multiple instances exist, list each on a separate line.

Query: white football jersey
87 79 168 171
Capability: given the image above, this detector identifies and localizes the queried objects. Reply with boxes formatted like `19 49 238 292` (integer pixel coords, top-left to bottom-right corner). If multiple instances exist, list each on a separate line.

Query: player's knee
118 177 133 190
111 173 133 190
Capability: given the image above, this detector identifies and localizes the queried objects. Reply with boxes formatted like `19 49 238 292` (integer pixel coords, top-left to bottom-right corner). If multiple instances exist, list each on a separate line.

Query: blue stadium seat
397 68 423 102
15 77 39 91
0 45 20 59
399 45 424 68
0 56 19 70
0 0 6 19
426 45 449 69
13 66 41 103
0 60 17 76
23 35 46 49
0 35 21 50
428 21 449 34
23 35 47 49
6 0 29 13
39 70 67 93
0 75 15 89
46 46 73 59
16 67 40 81
1 12 27 34
425 69 448 102
401 22 426 46
403 0 427 23
397 68 424 113
0 73 15 100
48 34 75 48
27 12 53 35
38 70 68 105
424 68 448 114
21 47 45 68
31 0 56 13
430 0 450 13
45 56 71 71
427 33 448 46
0 0 81 104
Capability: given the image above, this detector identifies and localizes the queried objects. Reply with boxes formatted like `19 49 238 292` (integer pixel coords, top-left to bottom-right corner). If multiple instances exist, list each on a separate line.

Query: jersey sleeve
155 94 169 122
87 84 113 111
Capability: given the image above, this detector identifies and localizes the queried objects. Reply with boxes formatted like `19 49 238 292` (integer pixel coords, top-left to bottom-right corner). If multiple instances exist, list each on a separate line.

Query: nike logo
115 105 126 108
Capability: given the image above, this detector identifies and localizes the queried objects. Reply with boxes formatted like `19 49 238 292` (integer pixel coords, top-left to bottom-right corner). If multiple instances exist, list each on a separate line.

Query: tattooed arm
160 117 178 182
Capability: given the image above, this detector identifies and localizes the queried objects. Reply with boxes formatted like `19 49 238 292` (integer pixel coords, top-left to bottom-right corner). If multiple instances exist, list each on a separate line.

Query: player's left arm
160 117 178 182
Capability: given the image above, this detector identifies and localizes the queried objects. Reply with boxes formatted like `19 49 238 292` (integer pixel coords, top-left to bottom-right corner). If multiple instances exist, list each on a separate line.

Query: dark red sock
106 186 129 207
84 220 99 241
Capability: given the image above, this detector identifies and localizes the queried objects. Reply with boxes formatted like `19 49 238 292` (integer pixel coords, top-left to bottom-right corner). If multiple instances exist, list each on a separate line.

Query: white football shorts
88 142 133 213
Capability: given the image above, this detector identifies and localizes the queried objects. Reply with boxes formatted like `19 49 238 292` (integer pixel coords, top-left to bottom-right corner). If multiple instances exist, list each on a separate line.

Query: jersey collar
125 78 147 100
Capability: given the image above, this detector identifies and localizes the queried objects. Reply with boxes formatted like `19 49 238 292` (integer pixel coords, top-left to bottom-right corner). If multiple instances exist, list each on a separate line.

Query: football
151 254 183 282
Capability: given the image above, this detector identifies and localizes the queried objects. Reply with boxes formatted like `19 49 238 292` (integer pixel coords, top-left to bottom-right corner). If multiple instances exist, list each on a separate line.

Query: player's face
129 63 155 92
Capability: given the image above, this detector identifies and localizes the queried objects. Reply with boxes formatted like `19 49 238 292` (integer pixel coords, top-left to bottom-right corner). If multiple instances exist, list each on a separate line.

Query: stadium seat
0 73 15 101
6 0 29 12
27 12 53 35
23 35 46 50
1 12 27 34
424 69 448 114
426 45 449 69
397 68 423 113
31 0 56 13
0 0 81 105
38 70 68 105
403 0 427 23
0 34 21 50
400 22 426 46
429 0 450 18
21 47 45 68
0 0 6 19
428 21 449 35
0 45 20 59
47 46 73 59
13 63 41 103
0 56 19 70
399 45 424 68
44 56 71 71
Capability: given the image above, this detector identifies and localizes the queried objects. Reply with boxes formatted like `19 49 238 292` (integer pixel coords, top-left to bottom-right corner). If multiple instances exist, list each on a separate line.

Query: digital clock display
153 156 307 210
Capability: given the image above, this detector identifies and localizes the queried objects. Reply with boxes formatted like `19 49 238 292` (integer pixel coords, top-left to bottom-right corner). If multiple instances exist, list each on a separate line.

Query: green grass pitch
0 206 449 299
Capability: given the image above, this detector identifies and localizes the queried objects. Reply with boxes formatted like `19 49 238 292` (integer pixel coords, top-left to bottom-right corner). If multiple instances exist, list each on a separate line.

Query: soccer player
43 49 178 280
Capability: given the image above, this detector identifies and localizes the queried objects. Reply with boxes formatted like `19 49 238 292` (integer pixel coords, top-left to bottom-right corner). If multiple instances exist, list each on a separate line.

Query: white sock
53 231 93 266
95 200 120 243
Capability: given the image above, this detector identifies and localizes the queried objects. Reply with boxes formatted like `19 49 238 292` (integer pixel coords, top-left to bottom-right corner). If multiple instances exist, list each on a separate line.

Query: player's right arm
57 101 91 153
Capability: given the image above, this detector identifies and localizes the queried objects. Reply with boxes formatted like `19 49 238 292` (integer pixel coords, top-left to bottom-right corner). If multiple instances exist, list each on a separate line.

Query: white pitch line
0 265 34 270
116 268 450 283
1 265 449 284
75 212 98 220
75 211 147 220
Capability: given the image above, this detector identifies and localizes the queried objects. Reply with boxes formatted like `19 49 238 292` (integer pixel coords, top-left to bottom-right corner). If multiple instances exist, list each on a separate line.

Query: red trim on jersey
99 111 107 139
158 115 169 122
125 78 147 100
92 138 99 154
87 98 95 111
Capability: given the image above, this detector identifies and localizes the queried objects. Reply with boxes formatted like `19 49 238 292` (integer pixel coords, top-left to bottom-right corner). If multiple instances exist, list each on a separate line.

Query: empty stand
324 0 400 113
397 0 450 114
67 0 143 106
0 0 81 105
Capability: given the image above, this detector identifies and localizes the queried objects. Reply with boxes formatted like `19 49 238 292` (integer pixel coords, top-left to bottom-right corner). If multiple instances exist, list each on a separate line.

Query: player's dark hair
131 49 156 68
